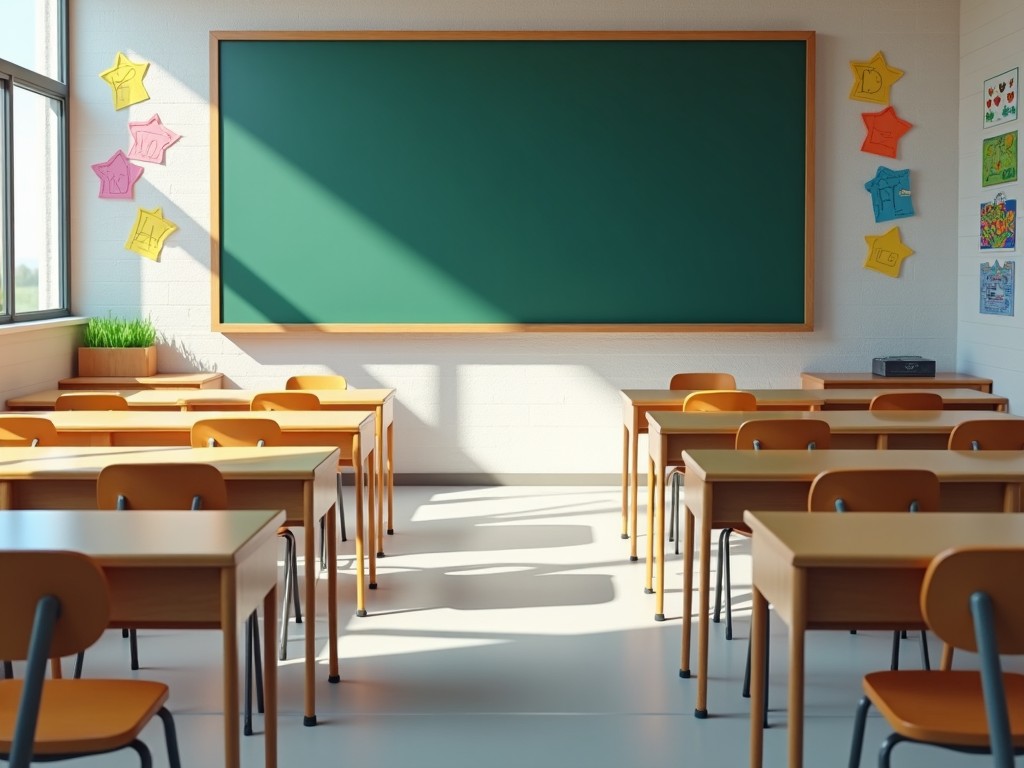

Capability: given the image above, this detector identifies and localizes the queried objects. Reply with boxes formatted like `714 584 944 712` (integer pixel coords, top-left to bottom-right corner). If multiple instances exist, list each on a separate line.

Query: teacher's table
644 409 1024 610
744 511 1024 768
620 387 1008 559
800 371 993 392
0 508 284 768
5 386 396 543
0 445 338 728
3 409 381 596
678 448 1024 721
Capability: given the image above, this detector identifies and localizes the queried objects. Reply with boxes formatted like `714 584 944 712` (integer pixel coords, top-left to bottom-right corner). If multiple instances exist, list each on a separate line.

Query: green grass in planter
82 316 157 348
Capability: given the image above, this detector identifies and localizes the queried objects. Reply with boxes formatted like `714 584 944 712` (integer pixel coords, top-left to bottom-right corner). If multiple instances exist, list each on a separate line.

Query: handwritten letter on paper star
91 150 144 200
849 51 904 105
864 167 913 223
128 114 181 164
864 227 914 278
861 106 912 158
99 52 150 110
125 207 177 261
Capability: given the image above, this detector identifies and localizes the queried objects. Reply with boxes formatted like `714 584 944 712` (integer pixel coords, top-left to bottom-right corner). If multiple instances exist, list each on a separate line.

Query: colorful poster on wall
982 131 1018 186
864 166 914 223
980 192 1017 251
984 68 1018 128
980 260 1015 316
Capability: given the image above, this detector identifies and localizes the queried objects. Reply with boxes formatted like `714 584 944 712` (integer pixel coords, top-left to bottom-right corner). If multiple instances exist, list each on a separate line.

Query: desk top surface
744 511 1024 567
621 387 1007 408
800 372 993 387
6 387 395 410
0 445 339 477
647 409 1022 434
0 508 286 565
1 409 374 432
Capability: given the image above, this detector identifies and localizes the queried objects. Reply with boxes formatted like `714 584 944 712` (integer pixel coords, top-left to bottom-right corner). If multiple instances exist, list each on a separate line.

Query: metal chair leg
890 630 900 671
847 697 870 768
2 660 12 678
129 628 139 671
670 473 681 555
244 614 255 736
713 528 729 624
279 530 294 661
73 650 84 679
156 707 183 768
252 614 264 715
723 529 733 640
920 629 931 670
337 473 347 543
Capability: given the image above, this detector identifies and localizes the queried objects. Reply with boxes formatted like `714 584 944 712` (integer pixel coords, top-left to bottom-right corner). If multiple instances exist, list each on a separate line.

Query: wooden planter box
78 346 157 377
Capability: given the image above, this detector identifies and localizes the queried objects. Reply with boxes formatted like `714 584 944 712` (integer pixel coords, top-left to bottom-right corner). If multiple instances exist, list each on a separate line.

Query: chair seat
864 670 1024 747
0 679 168 754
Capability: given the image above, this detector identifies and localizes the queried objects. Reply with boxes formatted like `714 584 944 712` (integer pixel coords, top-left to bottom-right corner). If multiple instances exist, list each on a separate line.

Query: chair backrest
868 391 944 411
947 419 1024 451
96 463 228 510
190 417 283 448
669 372 737 391
807 468 940 513
250 391 321 411
0 417 60 447
923 547 1024 654
285 374 348 390
682 389 758 413
54 393 128 411
735 419 832 450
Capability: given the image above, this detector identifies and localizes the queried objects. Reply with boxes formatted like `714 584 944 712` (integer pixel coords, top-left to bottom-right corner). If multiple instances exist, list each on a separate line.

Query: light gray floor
40 487 1012 767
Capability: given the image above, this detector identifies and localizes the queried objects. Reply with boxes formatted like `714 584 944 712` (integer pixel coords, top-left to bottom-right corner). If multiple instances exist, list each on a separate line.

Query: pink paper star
91 149 144 200
861 106 912 158
127 114 181 164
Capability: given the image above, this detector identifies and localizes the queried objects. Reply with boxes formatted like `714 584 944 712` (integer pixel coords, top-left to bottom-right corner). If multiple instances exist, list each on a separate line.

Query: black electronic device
871 356 936 377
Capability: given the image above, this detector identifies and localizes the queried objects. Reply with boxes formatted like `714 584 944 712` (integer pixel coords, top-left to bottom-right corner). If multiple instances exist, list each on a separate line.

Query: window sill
0 316 87 336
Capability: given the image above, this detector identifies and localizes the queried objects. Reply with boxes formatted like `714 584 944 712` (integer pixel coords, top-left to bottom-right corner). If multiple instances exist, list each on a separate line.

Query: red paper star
861 106 912 158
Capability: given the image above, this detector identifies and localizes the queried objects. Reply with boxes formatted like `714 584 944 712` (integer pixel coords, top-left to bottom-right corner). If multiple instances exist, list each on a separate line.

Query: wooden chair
868 391 945 411
285 374 348 390
0 550 181 768
848 547 1024 768
948 419 1024 450
713 419 832 639
808 468 940 672
0 417 59 447
668 372 737 391
54 393 128 411
189 418 303 663
250 391 321 411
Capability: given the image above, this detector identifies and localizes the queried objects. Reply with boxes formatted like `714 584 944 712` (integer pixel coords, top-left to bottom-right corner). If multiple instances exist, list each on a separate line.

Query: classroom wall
957 1 1024 412
0 0 964 479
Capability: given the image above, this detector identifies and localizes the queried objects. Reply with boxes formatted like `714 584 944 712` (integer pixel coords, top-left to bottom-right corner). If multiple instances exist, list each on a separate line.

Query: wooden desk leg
368 449 378 589
303 500 317 726
1003 482 1021 512
749 588 767 768
386 420 394 535
645 457 656 589
696 503 712 718
680 505 694 678
630 425 640 560
655 461 667 621
353 438 367 618
222 573 241 766
376 406 385 541
375 447 384 559
326 497 340 684
263 584 278 768
621 425 630 540
789 569 807 768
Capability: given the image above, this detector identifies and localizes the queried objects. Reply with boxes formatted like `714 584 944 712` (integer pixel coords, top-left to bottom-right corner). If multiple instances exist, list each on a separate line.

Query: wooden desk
643 409 1024 613
0 508 283 768
0 445 338 728
58 372 225 389
677 448 1024 721
801 371 993 392
6 386 396 547
744 511 1024 768
620 387 1009 560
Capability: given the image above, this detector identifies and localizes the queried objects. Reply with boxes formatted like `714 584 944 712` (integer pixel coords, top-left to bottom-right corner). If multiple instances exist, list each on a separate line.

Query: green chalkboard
212 32 814 332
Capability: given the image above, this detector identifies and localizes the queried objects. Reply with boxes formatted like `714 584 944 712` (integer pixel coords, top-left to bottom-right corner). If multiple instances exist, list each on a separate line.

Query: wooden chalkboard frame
210 30 815 333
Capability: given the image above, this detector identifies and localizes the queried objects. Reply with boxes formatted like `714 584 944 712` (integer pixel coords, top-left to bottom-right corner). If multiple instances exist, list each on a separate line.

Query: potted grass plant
78 315 158 377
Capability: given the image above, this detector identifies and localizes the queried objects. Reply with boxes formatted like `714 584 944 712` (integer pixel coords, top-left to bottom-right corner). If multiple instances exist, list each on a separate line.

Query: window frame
0 0 69 324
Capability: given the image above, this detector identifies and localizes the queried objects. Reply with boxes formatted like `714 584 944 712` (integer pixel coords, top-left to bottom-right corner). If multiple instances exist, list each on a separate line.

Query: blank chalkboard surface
211 31 814 332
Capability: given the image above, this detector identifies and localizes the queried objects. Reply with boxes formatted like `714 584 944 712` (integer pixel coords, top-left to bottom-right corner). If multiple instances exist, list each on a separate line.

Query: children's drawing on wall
864 167 913 223
99 52 150 110
91 150 143 200
984 68 1018 128
863 226 913 278
127 114 181 164
861 106 912 158
849 51 903 105
980 192 1016 251
980 260 1015 316
125 207 177 261
982 131 1018 186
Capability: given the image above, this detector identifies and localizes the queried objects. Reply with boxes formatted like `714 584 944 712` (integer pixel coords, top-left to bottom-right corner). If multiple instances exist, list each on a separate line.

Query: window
0 0 68 323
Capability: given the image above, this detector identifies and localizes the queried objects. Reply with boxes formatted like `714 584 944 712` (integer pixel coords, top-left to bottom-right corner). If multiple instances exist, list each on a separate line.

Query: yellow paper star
99 52 150 110
864 227 913 278
849 51 903 105
125 207 177 261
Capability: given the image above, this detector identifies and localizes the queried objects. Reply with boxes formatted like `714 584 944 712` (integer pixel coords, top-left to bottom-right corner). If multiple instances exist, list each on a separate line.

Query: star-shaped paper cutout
99 52 150 110
125 207 177 261
91 150 144 200
849 51 903 105
127 114 181 164
862 106 912 158
864 227 913 278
